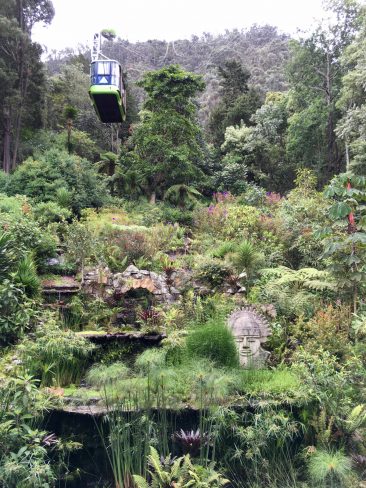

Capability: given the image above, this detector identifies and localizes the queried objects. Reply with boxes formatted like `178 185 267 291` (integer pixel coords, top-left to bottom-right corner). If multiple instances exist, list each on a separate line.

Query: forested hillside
2 0 365 194
47 25 290 125
1 0 366 487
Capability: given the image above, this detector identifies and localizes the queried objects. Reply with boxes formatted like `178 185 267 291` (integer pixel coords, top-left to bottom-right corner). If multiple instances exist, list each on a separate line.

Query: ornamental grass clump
86 362 130 387
236 368 301 396
186 319 239 368
307 449 354 487
135 348 167 373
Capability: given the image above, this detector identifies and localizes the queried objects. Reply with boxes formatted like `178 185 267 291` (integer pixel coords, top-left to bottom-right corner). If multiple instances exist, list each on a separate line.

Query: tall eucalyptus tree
0 0 54 172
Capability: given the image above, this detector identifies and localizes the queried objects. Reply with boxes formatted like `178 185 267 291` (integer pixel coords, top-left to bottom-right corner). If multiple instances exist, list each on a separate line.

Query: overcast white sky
32 0 329 53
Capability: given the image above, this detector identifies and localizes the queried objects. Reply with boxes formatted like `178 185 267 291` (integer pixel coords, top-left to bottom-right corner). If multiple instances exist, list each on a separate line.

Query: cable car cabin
89 60 126 123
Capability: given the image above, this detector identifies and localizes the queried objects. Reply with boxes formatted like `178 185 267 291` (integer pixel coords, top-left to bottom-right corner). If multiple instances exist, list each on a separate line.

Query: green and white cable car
89 32 126 123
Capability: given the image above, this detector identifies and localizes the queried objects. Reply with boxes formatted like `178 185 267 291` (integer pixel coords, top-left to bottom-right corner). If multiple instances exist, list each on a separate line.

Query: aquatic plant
18 313 95 386
307 449 354 487
86 362 130 387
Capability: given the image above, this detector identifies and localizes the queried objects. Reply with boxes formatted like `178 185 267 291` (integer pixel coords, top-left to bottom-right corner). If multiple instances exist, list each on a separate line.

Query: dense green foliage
4 149 108 213
1 1 366 487
121 65 205 202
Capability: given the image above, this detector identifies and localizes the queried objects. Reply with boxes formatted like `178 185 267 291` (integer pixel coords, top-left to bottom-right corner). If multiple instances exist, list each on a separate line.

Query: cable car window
90 61 121 88
97 62 111 75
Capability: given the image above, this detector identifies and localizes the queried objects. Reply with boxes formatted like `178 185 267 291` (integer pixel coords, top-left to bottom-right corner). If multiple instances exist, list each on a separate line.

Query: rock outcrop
83 265 181 304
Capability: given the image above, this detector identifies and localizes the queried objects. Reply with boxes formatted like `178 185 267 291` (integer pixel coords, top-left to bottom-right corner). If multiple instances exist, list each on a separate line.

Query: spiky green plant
56 187 72 209
228 240 264 277
14 254 40 298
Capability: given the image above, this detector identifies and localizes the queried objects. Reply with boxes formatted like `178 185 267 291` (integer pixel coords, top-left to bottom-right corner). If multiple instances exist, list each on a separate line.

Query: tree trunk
324 52 341 180
2 109 12 174
149 191 156 204
108 160 115 196
326 110 337 179
12 3 29 170
345 141 350 171
67 119 72 154
353 284 357 314
81 259 84 285
17 0 24 31
12 103 24 170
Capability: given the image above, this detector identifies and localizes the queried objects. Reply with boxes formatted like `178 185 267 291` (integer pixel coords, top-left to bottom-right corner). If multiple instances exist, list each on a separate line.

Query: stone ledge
76 331 166 344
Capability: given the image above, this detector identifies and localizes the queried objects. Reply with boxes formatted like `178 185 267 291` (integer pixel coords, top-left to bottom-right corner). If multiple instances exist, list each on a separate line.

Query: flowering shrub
212 191 235 204
100 227 153 268
194 192 236 235
194 203 229 236
222 205 262 239
265 192 283 206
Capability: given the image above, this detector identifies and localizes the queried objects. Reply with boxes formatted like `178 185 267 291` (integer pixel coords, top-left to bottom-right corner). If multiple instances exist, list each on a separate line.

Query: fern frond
262 266 335 291
344 404 366 432
303 279 336 291
148 446 165 480
132 474 149 488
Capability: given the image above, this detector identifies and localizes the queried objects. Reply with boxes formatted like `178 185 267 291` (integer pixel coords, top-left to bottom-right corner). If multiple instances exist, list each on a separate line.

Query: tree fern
261 266 336 292
164 184 201 209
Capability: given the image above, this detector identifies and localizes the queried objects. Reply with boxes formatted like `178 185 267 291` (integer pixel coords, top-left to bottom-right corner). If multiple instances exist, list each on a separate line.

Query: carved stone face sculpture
228 308 271 367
